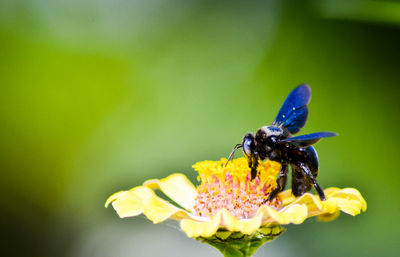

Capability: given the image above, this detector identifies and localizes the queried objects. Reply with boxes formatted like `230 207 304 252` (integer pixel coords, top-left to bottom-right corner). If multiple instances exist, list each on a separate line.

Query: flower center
192 158 282 219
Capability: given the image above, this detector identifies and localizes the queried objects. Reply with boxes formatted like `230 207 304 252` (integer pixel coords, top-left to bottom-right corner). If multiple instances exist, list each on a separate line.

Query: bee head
242 133 256 157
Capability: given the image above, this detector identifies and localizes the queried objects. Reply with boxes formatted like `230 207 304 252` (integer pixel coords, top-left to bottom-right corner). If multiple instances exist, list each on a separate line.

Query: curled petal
105 191 126 208
277 187 367 222
221 209 264 235
329 188 367 213
260 204 308 225
106 186 191 223
324 187 342 196
288 193 323 216
181 211 222 238
144 173 197 212
317 210 340 222
279 189 297 206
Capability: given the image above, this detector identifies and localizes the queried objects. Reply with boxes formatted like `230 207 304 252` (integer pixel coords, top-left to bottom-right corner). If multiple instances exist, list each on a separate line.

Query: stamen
193 158 282 219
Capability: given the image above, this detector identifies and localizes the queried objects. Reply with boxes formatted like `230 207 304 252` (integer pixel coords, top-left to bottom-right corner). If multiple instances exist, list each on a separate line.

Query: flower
105 158 367 257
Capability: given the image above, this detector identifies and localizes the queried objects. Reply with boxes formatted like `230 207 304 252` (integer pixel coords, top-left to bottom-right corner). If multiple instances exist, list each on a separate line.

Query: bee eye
242 134 254 156
243 142 251 156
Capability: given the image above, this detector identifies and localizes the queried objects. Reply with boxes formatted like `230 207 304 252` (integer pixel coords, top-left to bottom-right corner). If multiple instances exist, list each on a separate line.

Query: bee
227 84 337 201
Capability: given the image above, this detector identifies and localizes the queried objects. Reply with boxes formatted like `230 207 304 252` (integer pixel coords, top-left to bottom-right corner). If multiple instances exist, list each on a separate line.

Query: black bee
227 84 337 201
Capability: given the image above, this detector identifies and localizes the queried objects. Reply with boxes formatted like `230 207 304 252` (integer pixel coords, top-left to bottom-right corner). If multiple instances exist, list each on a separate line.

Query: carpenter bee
227 84 337 201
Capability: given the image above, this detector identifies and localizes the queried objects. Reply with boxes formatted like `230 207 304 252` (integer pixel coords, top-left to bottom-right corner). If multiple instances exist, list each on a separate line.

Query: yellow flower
105 158 366 256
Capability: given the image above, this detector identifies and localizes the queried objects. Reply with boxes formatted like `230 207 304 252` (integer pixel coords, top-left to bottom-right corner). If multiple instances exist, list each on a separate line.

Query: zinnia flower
105 158 366 257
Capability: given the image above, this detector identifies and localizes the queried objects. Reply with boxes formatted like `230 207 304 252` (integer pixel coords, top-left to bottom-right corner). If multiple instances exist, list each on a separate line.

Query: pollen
193 158 282 219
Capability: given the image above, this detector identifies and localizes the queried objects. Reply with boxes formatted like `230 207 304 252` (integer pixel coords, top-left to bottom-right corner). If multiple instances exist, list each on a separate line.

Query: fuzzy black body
229 84 337 201
251 125 323 200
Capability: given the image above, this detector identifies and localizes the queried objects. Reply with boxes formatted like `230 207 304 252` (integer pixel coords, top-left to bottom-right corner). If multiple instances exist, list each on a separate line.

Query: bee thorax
260 126 284 137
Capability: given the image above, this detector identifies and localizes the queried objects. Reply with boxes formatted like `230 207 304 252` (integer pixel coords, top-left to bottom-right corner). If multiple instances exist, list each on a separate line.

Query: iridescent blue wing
273 84 311 134
281 132 338 147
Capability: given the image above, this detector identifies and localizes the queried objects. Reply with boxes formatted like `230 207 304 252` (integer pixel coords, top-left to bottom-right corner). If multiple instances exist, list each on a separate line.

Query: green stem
197 226 285 257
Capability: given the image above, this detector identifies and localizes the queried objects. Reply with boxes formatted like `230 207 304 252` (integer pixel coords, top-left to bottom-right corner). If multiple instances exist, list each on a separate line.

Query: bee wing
273 84 311 134
281 132 337 147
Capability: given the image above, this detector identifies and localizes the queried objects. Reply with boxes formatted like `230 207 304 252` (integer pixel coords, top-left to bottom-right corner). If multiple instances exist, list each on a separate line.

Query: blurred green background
1 0 399 256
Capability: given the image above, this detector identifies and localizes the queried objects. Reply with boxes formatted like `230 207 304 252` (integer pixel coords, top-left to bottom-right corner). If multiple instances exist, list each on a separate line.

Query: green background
1 1 399 256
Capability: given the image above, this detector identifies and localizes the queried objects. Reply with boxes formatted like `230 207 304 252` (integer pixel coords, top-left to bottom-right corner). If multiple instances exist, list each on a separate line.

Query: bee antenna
225 144 242 167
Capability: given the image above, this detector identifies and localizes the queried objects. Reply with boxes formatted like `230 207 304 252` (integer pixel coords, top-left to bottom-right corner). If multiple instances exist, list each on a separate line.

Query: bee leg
267 164 288 201
250 155 259 180
299 163 326 201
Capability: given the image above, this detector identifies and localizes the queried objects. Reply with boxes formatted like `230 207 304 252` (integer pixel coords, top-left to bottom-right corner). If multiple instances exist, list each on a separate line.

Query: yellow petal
110 190 143 218
289 193 322 212
319 188 366 216
281 193 329 219
276 204 308 224
144 173 197 212
329 198 363 216
277 187 367 222
105 191 126 208
260 204 308 225
180 211 222 238
282 204 309 224
330 188 367 212
320 198 340 214
324 187 341 197
279 189 296 206
110 186 190 223
317 210 340 222
221 209 263 235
